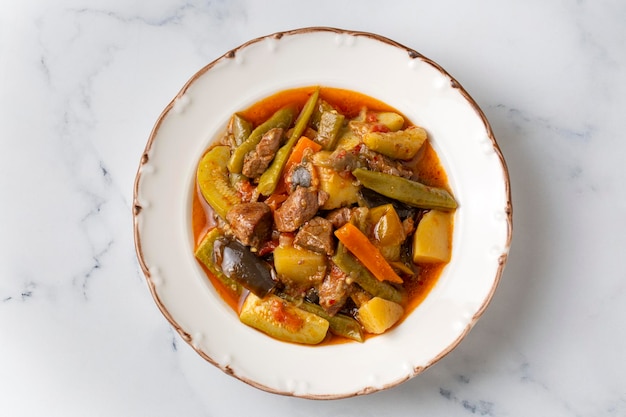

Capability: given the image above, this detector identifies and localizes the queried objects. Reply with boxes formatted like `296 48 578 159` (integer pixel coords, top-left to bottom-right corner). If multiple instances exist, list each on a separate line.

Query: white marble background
1 0 625 416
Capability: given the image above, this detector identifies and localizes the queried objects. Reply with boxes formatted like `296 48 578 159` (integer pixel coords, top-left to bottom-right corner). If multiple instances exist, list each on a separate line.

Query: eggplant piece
214 238 277 297
359 187 418 220
195 228 242 295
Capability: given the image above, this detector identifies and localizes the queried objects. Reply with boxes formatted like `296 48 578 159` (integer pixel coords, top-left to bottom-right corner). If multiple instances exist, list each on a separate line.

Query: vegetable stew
192 86 457 345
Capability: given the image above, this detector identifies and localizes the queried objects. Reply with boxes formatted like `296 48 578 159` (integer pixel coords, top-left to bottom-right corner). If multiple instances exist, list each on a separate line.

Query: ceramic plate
133 27 512 399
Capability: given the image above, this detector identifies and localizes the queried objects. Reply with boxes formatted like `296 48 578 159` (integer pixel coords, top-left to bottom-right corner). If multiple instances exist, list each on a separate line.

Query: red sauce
270 298 304 333
192 86 453 342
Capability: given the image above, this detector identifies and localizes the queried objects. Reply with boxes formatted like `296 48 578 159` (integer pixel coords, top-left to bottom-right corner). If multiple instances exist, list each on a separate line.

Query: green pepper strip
227 106 296 174
195 228 242 295
353 168 458 210
333 243 406 305
256 88 320 196
280 293 364 342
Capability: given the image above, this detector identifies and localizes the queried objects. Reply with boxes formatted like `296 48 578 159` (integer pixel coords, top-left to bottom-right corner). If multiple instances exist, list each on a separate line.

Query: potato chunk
357 297 404 334
240 293 329 344
316 166 359 210
273 245 327 285
412 210 453 263
376 112 405 131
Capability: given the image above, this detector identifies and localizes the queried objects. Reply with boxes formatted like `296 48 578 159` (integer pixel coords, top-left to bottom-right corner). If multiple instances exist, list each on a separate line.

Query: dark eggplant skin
358 188 419 220
213 238 276 297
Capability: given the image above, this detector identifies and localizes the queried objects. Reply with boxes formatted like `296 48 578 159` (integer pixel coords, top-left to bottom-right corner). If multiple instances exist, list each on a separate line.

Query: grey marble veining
1 0 625 416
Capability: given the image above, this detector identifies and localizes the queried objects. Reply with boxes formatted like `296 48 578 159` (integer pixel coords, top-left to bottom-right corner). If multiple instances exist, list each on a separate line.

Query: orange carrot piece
334 223 403 284
264 193 288 212
285 136 322 173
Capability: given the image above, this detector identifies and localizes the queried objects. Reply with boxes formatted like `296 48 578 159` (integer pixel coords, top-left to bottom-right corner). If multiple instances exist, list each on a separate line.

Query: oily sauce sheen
193 86 451 342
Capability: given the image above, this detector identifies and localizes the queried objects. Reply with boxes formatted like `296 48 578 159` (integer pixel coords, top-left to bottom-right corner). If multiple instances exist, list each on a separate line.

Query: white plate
133 27 512 399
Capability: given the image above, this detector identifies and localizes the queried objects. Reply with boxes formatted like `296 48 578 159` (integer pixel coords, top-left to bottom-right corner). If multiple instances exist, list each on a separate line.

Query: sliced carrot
285 136 322 173
264 192 288 212
334 223 403 284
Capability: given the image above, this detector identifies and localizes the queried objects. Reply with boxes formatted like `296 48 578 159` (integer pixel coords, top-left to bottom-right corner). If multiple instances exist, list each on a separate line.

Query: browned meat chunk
328 147 361 172
318 262 350 316
325 207 352 229
273 186 320 232
293 216 335 255
226 202 273 249
325 207 369 230
242 128 283 178
359 146 414 179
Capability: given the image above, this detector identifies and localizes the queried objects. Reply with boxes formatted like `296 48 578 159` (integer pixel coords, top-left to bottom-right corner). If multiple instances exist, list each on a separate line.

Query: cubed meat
325 207 353 229
242 128 283 178
359 146 414 179
226 202 273 249
328 147 361 172
325 207 368 230
318 262 350 316
293 216 335 255
273 186 320 232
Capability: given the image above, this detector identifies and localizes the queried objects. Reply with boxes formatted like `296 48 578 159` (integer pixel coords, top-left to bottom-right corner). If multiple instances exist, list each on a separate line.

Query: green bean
256 87 320 196
195 228 242 295
353 168 458 210
280 294 364 342
230 113 253 147
227 106 296 174
332 243 406 305
301 303 363 342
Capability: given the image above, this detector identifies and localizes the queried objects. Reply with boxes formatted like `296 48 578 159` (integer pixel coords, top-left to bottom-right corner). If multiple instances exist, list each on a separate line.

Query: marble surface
1 0 624 415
